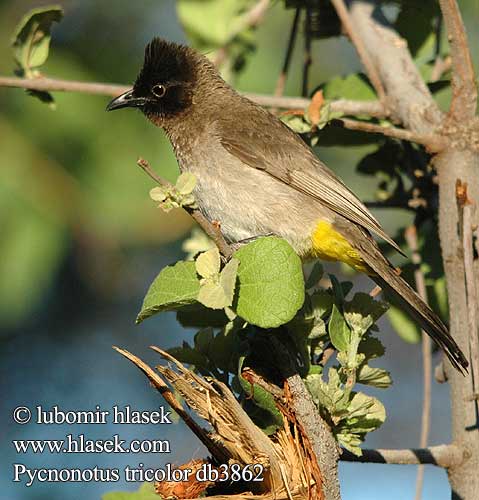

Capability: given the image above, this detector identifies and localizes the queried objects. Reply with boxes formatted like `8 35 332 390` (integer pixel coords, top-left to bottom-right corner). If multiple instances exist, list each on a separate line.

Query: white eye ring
152 84 166 98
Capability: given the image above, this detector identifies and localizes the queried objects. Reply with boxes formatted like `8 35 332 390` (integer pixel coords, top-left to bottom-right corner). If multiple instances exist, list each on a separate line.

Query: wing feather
216 109 404 256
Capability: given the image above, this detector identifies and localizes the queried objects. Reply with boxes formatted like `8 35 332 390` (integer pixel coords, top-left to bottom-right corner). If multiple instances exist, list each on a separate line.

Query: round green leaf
136 261 200 323
233 236 304 328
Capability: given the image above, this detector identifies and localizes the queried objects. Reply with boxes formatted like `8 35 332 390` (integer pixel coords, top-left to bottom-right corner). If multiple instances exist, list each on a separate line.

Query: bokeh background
1 1 478 499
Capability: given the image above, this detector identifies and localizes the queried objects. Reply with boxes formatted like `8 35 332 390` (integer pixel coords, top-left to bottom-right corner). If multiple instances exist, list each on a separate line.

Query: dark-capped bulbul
107 38 468 373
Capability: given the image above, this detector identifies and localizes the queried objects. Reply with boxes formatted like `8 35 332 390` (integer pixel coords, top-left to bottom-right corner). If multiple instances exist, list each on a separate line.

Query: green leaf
336 431 364 456
234 237 305 328
281 114 312 134
176 303 229 328
168 342 211 374
182 227 214 260
242 398 282 435
220 257 239 301
209 320 243 373
178 0 255 47
177 0 258 81
175 172 197 195
136 261 200 323
149 186 167 202
387 305 421 343
322 73 376 102
103 482 159 500
196 247 221 278
358 334 385 360
356 364 392 389
328 304 351 352
343 292 388 336
194 327 215 355
343 392 386 432
12 6 63 74
238 356 283 431
329 274 346 304
394 1 439 56
197 257 239 309
11 6 63 105
305 262 324 289
311 290 334 319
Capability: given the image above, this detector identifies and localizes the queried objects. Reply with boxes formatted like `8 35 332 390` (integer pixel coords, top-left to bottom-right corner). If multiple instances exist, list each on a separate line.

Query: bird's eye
152 84 167 98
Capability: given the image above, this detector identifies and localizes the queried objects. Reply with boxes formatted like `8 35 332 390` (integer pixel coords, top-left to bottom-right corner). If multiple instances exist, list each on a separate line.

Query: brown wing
215 103 405 256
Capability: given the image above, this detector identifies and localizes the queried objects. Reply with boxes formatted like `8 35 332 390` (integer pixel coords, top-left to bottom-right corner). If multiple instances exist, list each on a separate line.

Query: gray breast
176 139 332 256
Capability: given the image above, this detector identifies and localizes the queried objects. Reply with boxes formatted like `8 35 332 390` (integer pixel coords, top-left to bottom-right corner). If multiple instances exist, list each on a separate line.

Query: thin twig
405 225 432 500
369 285 382 298
430 16 451 83
337 118 447 151
0 76 128 96
457 181 479 391
233 0 270 37
464 200 479 386
438 0 478 119
137 158 233 259
330 0 387 103
0 75 388 117
340 444 464 469
212 0 271 67
0 71 383 118
302 6 312 97
274 7 300 98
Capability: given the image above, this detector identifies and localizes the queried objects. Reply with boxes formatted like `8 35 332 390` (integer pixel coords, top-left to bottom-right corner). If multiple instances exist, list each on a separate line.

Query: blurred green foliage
1 0 478 339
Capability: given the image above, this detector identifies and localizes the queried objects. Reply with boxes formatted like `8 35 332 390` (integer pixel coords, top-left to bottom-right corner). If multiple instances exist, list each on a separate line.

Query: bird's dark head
107 38 208 125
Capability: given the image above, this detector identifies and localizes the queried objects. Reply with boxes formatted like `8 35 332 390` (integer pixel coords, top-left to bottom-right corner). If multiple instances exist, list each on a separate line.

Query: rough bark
347 2 479 498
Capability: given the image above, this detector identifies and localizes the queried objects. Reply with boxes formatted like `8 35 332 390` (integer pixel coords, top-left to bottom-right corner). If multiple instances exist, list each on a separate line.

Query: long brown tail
367 256 468 374
348 226 469 373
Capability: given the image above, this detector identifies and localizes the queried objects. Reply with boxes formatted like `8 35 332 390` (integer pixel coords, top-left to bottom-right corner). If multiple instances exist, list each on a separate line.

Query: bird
106 37 468 373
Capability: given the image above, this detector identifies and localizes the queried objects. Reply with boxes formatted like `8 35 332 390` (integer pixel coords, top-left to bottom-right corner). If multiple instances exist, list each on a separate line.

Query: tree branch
330 0 387 103
340 444 464 469
0 74 388 118
345 4 479 498
438 0 477 120
337 118 446 151
271 337 340 500
0 76 128 96
137 158 233 259
347 1 443 132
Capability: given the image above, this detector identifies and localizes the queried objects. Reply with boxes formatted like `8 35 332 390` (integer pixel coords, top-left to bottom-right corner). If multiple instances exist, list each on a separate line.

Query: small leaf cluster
138 235 305 434
11 6 63 106
292 266 391 455
149 173 198 212
137 235 304 327
139 234 391 452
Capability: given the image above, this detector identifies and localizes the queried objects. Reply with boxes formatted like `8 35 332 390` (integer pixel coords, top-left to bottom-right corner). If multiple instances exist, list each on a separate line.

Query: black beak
106 89 145 111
